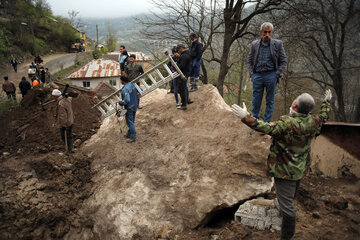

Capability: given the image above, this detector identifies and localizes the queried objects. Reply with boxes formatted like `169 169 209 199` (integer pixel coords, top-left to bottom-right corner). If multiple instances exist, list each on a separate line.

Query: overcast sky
46 0 153 18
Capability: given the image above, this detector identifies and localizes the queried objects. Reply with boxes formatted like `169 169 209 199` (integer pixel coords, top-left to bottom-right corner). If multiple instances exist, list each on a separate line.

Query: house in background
68 59 121 90
93 80 118 98
104 51 152 72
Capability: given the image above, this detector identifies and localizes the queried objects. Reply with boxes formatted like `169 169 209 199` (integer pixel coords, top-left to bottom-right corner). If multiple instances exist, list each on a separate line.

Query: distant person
2 76 16 100
118 75 138 143
52 89 74 153
119 45 130 75
231 90 332 240
10 57 18 73
34 54 43 64
176 44 192 110
45 68 51 84
125 54 144 109
19 76 31 97
31 76 39 87
248 22 287 124
189 33 203 92
168 47 193 107
40 67 45 84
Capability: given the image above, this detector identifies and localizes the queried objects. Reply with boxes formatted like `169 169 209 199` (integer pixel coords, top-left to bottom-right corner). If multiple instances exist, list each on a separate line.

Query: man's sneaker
126 138 136 143
124 134 130 138
176 103 181 107
177 105 187 110
187 99 194 104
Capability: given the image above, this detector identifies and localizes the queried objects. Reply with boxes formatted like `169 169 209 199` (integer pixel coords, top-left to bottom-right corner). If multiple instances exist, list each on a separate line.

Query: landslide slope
71 85 273 239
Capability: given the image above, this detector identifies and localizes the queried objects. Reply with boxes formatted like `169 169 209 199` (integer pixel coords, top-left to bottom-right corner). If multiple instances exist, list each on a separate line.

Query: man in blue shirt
248 22 287 124
119 75 138 143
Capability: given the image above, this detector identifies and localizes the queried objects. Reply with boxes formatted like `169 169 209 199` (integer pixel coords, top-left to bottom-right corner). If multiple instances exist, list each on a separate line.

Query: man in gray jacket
248 22 287 124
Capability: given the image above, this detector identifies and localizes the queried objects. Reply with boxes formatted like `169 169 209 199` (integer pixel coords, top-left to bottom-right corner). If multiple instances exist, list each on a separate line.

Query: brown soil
0 86 101 154
174 175 360 240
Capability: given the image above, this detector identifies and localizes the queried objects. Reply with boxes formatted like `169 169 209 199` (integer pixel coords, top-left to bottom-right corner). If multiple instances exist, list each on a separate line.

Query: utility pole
96 24 99 46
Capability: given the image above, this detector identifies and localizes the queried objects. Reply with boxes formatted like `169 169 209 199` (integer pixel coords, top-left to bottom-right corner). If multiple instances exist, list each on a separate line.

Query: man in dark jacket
176 44 192 110
10 57 18 73
189 33 203 92
19 76 31 97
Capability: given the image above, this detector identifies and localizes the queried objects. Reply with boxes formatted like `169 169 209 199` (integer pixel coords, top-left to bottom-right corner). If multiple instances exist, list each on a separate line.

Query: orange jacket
32 80 39 87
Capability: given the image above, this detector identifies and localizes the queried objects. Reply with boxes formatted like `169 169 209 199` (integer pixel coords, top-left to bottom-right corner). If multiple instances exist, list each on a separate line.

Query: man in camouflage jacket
231 90 332 240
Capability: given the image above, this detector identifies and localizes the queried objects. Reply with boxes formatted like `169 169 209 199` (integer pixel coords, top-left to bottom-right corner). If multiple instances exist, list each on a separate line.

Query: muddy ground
0 85 359 239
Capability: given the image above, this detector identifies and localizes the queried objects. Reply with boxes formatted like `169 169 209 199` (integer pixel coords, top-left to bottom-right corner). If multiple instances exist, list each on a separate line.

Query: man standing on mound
119 75 138 143
232 90 332 240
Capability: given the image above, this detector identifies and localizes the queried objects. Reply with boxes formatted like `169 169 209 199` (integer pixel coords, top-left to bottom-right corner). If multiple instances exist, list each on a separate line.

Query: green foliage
101 46 108 54
92 49 102 59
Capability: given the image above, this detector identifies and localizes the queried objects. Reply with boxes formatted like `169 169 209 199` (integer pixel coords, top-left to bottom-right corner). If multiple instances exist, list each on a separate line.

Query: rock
73 139 82 148
74 86 274 239
2 152 10 156
235 198 282 231
61 163 73 170
18 178 38 190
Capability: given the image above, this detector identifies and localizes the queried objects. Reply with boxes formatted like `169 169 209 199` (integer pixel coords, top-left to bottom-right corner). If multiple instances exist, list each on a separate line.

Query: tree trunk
201 61 208 84
216 9 234 96
355 96 360 123
333 71 347 122
237 57 245 105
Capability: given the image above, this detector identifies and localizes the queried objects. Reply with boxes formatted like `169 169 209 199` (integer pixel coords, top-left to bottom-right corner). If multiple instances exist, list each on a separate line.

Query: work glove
118 100 125 106
323 89 332 103
231 102 249 119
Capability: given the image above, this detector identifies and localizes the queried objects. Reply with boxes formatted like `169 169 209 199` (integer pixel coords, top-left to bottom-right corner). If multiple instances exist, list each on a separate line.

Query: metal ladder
93 53 185 119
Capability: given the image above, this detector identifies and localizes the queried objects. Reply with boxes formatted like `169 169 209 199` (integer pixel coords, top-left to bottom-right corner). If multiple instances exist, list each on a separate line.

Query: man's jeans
190 59 201 78
126 110 136 139
252 71 277 122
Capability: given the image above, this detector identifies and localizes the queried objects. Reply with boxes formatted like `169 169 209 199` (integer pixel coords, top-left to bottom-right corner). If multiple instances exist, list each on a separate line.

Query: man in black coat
176 44 192 110
19 76 31 97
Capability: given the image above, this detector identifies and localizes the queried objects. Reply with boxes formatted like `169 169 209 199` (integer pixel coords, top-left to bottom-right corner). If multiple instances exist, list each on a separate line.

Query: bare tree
215 0 283 96
280 0 360 122
138 0 224 84
105 24 117 52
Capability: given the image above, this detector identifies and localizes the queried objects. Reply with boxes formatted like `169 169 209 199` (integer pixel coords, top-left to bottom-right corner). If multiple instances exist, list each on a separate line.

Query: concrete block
234 198 282 231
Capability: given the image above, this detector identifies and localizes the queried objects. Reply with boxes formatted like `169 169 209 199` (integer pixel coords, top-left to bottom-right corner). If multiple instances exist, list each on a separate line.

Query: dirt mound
0 86 101 155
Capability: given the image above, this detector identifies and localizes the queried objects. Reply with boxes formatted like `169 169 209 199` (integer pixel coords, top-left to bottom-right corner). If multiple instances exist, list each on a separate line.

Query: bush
92 49 102 59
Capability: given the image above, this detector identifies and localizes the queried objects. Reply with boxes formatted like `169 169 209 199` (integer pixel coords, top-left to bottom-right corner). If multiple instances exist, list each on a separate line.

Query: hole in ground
198 193 273 229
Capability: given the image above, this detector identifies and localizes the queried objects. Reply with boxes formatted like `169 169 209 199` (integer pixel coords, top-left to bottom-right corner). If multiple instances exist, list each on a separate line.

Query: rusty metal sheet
68 59 121 79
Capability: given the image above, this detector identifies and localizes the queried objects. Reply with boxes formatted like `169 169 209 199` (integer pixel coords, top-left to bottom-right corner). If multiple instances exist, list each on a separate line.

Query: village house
68 59 121 90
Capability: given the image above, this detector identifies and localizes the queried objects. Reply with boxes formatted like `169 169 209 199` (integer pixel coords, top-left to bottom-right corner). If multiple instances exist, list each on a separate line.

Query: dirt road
0 53 75 99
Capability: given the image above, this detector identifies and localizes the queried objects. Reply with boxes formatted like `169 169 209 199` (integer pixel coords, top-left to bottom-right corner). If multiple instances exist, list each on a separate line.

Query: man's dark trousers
274 178 299 240
60 125 73 151
177 77 188 107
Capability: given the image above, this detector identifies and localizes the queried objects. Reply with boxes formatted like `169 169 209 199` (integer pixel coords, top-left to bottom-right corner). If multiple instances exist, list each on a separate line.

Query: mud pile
0 86 101 155
69 85 274 239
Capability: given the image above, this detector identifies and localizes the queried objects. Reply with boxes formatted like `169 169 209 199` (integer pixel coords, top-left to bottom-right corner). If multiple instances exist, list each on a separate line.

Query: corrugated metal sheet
68 59 121 79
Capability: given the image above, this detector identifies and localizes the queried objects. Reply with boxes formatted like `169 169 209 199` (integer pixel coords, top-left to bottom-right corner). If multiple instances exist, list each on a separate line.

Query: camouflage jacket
242 102 330 181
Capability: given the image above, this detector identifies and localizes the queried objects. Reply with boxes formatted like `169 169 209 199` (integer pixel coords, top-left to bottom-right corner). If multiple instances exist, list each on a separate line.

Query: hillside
0 0 79 66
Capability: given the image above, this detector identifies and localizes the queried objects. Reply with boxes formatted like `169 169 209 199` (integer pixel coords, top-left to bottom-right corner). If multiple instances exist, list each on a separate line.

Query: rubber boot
280 215 296 240
194 78 199 91
189 77 195 92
